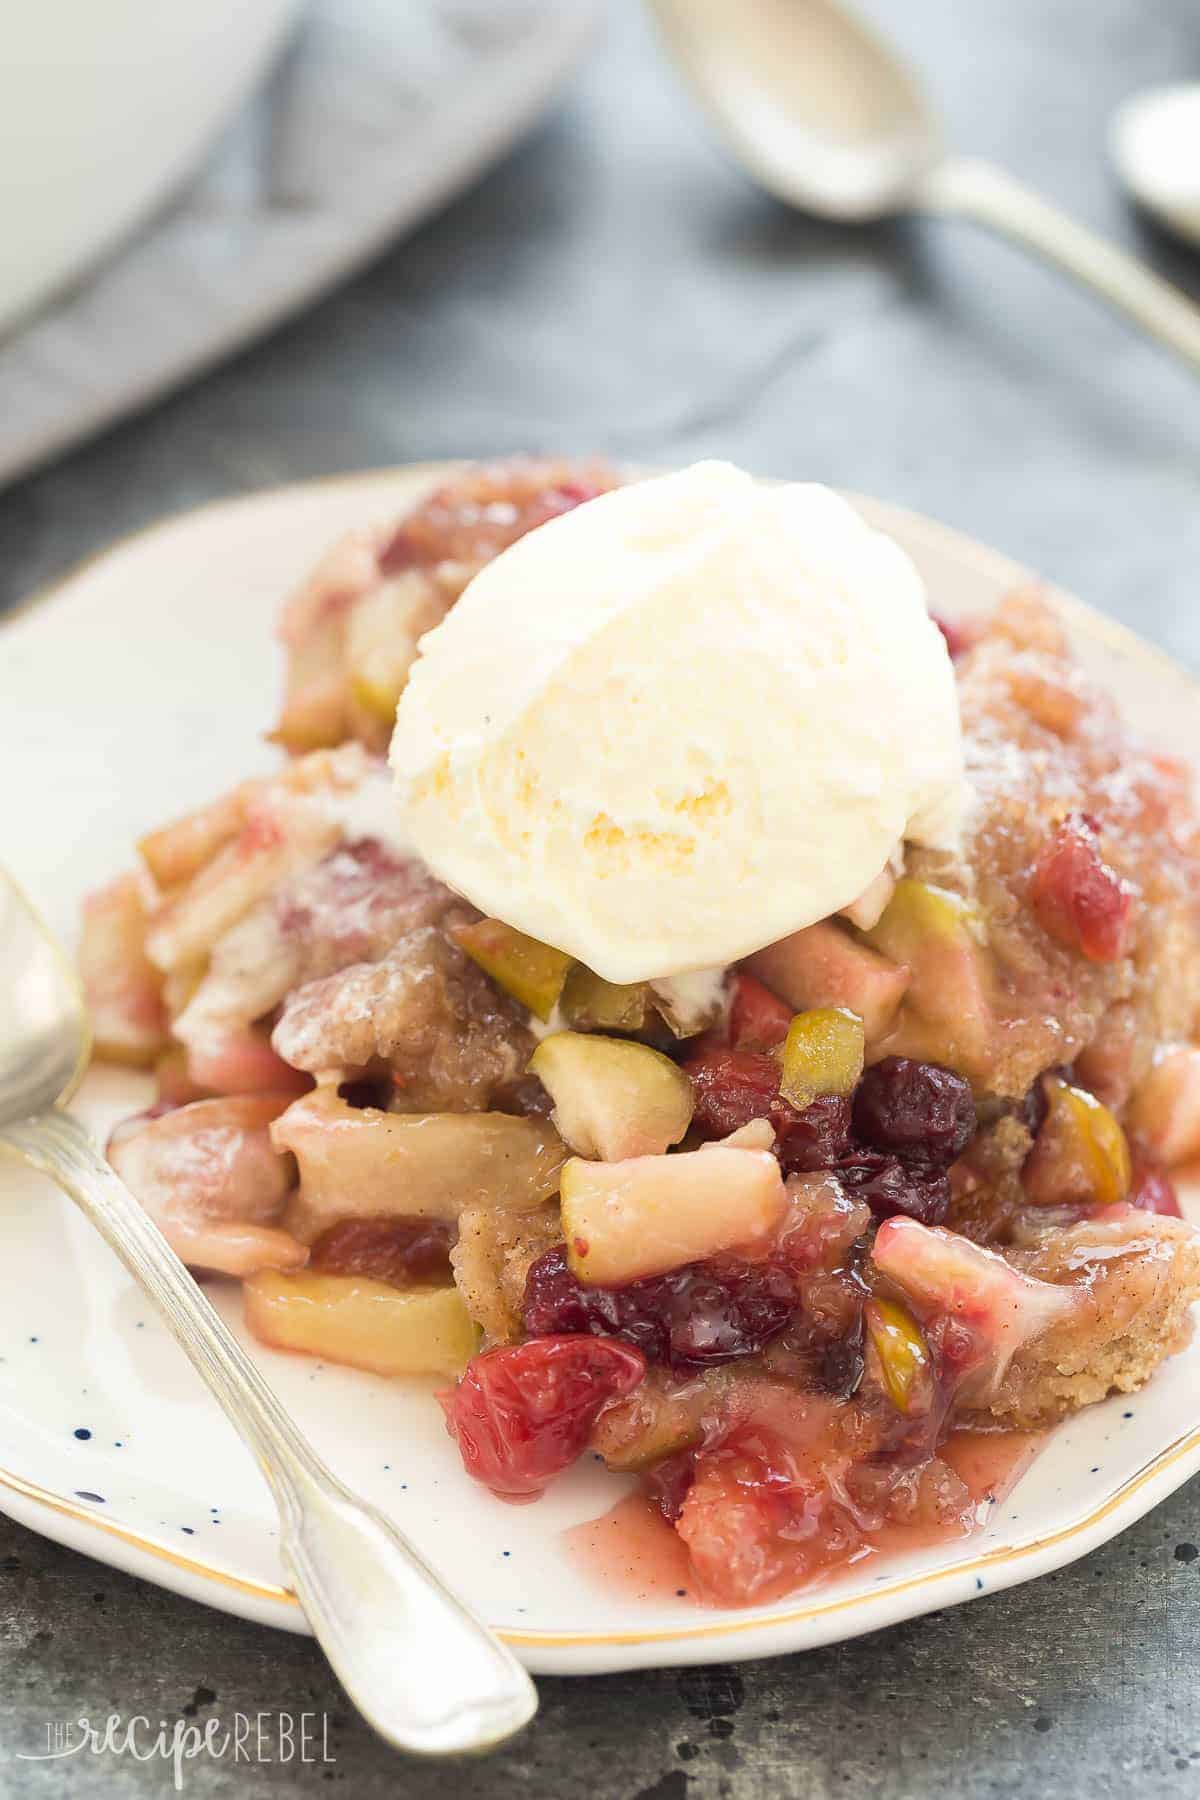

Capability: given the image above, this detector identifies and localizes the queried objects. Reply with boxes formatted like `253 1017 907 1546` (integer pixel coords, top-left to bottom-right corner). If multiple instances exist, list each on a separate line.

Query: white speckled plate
1 466 1198 1675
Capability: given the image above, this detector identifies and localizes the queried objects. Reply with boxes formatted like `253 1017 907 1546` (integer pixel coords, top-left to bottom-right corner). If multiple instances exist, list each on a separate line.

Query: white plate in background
0 0 301 339
1 464 1198 1674
0 3 601 486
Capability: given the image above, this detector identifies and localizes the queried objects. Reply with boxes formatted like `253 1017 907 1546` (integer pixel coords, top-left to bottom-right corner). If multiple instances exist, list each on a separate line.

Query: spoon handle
0 1107 536 1757
920 156 1200 374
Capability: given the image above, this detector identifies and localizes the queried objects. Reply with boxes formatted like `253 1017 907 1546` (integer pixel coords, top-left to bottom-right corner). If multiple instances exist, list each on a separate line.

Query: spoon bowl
0 875 89 1123
652 0 938 219
649 0 1200 375
1110 84 1200 252
0 867 537 1757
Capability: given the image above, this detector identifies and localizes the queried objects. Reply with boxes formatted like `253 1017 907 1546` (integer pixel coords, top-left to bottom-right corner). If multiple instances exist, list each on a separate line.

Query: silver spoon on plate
0 869 537 1757
649 0 1200 374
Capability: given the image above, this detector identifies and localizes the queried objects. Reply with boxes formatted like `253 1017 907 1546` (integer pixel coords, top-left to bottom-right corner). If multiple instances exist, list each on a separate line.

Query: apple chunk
862 879 994 1079
78 873 167 1066
560 1144 787 1287
872 1217 1079 1397
450 917 572 1021
744 920 909 1045
560 965 649 1031
107 1093 303 1277
1022 1077 1131 1208
529 1032 694 1160
272 1087 566 1240
591 1368 728 1471
1126 1046 1200 1167
244 1271 478 1376
778 1007 864 1110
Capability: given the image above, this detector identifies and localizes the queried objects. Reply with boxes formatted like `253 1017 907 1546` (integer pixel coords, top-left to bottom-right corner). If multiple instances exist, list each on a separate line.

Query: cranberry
820 1312 866 1399
441 1335 645 1500
837 1151 952 1225
1030 812 1137 963
309 1216 453 1286
1020 1077 1051 1138
684 1046 782 1138
669 1264 801 1366
1128 1162 1183 1218
683 1046 851 1165
523 1246 801 1370
522 1246 602 1339
777 1094 853 1172
728 972 793 1050
852 1058 976 1166
643 1449 697 1523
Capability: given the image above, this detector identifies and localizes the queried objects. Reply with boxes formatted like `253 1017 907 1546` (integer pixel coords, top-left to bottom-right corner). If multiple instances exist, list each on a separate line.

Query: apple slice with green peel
450 917 573 1021
1023 1077 1132 1207
744 920 909 1046
861 879 994 1079
273 1087 566 1238
591 1368 728 1471
778 1007 865 1110
529 1032 694 1161
863 1296 932 1415
244 1271 478 1377
871 1217 1080 1397
1126 1046 1200 1167
560 964 650 1032
560 1144 787 1287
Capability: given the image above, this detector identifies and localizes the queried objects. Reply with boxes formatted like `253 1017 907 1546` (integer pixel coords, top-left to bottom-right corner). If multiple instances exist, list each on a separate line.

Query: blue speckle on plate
181 1528 195 1536
975 1577 985 1591
74 1491 105 1505
73 1428 92 1441
28 1336 38 1345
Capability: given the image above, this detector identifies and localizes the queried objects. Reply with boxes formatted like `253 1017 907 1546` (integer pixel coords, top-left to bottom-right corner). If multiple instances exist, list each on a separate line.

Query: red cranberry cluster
684 983 977 1228
523 1244 801 1371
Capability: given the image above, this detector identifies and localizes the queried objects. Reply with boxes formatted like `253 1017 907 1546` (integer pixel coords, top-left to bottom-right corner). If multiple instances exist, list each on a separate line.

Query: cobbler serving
81 458 1200 1608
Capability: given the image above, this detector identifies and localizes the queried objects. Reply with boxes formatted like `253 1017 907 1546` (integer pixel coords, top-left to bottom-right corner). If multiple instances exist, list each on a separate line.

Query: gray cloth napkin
0 0 595 489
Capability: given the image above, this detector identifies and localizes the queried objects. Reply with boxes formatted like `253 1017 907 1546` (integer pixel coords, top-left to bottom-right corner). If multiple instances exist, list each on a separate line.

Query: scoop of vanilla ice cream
390 461 964 983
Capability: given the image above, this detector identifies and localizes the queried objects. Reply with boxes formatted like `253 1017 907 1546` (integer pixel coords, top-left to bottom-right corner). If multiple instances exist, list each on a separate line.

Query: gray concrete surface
2 1 1199 1794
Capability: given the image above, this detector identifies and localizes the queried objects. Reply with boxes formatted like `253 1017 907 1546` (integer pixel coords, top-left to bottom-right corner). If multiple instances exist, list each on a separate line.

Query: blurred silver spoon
1110 84 1200 252
0 869 537 1758
650 0 1200 374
